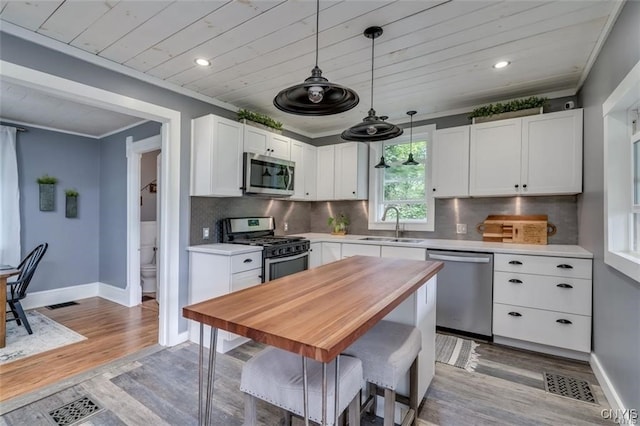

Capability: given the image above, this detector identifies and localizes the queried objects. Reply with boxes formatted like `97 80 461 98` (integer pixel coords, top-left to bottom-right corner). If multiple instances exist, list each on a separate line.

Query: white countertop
187 244 263 256
290 233 593 258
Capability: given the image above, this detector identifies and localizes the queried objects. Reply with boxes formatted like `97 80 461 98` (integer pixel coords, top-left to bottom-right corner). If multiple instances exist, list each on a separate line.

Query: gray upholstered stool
342 320 422 426
240 347 362 426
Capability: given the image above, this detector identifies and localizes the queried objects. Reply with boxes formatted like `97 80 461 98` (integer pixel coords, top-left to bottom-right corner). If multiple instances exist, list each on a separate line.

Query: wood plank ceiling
0 0 620 137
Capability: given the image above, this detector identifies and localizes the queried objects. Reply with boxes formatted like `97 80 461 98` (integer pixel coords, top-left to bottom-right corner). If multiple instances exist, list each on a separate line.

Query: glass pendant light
273 0 359 115
402 110 419 166
341 26 403 142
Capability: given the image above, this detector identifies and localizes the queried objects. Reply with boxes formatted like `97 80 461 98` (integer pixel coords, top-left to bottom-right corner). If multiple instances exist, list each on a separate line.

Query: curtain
0 125 21 266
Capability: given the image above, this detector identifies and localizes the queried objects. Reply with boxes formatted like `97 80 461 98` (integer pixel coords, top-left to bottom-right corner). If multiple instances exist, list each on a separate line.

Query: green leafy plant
469 96 548 119
237 109 283 131
65 189 79 197
328 213 349 234
36 174 58 184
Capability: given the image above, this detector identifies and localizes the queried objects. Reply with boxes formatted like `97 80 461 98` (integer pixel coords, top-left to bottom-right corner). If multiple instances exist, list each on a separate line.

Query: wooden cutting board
477 215 553 244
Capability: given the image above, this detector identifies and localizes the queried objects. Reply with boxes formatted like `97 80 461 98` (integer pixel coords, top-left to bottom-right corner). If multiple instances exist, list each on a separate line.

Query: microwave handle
287 166 294 191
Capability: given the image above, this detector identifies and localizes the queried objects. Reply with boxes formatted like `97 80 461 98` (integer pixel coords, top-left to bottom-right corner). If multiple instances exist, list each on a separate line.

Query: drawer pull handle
243 259 253 263
557 264 573 269
557 283 573 289
556 319 572 325
508 312 522 317
508 260 523 265
508 279 523 284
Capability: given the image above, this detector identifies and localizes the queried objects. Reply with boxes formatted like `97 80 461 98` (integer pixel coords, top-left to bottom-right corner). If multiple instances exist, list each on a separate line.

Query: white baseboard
21 282 132 310
21 283 99 310
98 282 131 306
590 353 625 411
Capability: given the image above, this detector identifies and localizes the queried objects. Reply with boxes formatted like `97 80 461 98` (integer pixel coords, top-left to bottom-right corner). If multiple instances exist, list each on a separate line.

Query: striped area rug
435 333 479 372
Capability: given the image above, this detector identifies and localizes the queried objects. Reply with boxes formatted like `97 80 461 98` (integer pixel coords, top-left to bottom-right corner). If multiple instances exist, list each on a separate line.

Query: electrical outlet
456 223 467 234
202 227 210 240
284 222 289 232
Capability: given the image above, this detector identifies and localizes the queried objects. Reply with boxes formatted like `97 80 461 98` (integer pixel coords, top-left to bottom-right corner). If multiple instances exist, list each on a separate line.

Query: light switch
203 227 210 239
456 224 467 234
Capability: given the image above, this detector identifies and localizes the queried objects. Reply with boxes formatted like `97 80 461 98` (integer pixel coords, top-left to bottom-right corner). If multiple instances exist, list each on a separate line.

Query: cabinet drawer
494 272 592 315
341 243 381 258
231 251 262 273
494 254 592 279
231 268 262 292
493 303 591 353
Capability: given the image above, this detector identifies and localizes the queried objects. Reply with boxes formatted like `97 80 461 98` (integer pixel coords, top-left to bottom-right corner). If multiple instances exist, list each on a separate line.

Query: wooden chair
6 243 48 334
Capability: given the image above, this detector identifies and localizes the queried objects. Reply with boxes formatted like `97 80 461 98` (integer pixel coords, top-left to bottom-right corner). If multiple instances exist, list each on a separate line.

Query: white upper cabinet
243 125 290 160
521 109 583 195
469 109 583 197
290 139 317 201
335 142 368 200
316 145 336 200
191 114 243 197
316 142 368 201
432 125 470 198
469 117 522 196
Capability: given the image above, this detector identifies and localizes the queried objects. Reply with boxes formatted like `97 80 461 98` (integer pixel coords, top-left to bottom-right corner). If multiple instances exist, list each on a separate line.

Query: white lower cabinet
341 243 380 258
309 242 322 268
321 242 341 264
492 253 593 358
188 249 262 353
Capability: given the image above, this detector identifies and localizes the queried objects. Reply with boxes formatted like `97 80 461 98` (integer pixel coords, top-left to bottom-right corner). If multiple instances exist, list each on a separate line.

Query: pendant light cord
315 0 319 67
370 35 375 109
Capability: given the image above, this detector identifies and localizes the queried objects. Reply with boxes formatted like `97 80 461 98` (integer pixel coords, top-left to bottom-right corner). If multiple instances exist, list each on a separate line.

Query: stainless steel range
221 217 309 282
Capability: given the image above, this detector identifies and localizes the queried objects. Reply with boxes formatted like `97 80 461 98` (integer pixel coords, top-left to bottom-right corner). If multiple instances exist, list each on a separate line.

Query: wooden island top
183 256 443 363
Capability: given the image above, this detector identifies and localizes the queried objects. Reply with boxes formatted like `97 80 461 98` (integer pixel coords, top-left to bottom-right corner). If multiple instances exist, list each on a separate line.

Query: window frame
368 124 436 232
603 59 640 281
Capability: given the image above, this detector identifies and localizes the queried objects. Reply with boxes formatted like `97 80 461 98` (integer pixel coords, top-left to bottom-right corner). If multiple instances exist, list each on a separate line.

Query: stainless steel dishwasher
427 250 494 339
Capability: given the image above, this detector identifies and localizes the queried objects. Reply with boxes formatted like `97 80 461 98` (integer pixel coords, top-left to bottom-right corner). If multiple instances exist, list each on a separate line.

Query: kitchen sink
358 237 425 243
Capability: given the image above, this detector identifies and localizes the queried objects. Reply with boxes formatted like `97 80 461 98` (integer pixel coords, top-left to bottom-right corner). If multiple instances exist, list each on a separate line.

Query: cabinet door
303 144 317 200
231 268 262 292
191 115 214 196
270 133 291 160
341 243 381 258
321 242 341 264
290 141 305 200
521 109 583 195
309 242 322 268
213 117 244 197
381 246 426 260
335 142 368 200
244 125 269 155
316 146 335 200
432 126 470 198
469 118 522 196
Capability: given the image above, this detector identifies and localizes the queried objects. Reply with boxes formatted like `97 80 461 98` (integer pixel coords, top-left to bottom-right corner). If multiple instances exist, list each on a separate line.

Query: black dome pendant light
341 26 403 142
402 110 419 165
273 0 359 115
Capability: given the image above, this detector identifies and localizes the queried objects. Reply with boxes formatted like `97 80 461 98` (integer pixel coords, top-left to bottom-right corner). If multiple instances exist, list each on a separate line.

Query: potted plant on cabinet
237 109 284 133
469 96 548 124
65 189 79 218
37 174 58 211
328 213 349 235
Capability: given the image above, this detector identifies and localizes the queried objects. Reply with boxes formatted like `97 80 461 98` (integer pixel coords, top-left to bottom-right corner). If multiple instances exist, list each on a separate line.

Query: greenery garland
469 96 548 119
237 109 283 131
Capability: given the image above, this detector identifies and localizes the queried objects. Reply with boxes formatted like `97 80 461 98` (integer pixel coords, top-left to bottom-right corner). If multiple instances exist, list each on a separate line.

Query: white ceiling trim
98 119 151 139
575 0 626 91
0 116 101 139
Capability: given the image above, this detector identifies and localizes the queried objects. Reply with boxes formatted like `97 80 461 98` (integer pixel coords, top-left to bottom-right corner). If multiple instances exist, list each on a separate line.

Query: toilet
140 221 157 295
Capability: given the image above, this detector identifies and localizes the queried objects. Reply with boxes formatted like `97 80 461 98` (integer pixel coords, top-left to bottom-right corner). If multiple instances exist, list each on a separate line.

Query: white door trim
1 60 182 347
126 135 162 308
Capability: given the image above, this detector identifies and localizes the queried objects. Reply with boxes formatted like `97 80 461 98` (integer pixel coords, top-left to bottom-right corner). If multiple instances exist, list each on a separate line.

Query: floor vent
543 372 597 404
45 301 79 310
48 396 102 425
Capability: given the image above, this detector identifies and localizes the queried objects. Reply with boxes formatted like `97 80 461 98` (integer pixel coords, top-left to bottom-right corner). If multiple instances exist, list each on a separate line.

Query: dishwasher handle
428 253 491 264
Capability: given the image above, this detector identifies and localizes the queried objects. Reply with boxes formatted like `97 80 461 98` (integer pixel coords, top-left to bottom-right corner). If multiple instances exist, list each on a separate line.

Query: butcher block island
183 256 443 422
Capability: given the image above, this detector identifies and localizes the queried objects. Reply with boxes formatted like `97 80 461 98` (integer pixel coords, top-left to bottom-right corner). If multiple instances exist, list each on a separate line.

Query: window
368 125 435 232
603 59 640 281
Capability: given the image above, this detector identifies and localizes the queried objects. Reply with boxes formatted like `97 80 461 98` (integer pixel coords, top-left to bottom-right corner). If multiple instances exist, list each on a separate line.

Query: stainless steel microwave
243 153 295 197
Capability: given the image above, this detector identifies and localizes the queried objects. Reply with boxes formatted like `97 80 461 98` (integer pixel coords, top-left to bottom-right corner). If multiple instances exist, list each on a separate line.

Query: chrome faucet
381 206 401 238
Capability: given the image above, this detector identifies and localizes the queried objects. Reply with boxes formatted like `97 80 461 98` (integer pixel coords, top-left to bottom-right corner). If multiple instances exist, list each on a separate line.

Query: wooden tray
476 215 556 244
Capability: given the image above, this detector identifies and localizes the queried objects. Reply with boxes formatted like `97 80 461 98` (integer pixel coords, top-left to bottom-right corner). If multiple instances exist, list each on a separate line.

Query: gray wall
141 150 161 222
99 121 161 288
7 123 100 292
577 1 640 410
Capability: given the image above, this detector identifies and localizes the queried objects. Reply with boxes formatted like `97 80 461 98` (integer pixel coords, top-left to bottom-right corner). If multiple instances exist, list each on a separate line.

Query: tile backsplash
191 195 578 246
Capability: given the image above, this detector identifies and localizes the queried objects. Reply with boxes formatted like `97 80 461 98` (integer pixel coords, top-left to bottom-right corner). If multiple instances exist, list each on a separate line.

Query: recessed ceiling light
195 58 211 67
493 61 510 69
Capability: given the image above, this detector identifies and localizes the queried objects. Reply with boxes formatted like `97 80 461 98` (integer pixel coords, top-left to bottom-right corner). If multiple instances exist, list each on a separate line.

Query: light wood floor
0 297 158 402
